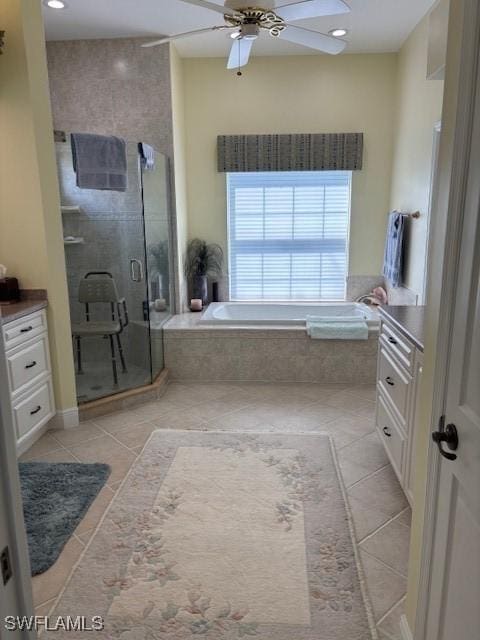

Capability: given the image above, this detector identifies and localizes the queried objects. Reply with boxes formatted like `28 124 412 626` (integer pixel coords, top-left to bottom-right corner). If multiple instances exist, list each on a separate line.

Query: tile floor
21 381 410 639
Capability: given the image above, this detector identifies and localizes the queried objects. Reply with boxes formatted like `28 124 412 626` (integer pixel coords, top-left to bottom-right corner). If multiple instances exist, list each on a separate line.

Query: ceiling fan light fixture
230 31 242 39
240 23 260 40
329 28 348 37
44 0 67 8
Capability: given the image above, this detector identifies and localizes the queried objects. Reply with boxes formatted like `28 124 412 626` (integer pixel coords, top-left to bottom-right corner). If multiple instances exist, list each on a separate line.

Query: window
227 171 351 301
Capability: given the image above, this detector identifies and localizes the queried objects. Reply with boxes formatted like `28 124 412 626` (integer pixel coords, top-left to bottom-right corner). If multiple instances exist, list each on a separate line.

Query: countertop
379 305 425 352
0 291 48 326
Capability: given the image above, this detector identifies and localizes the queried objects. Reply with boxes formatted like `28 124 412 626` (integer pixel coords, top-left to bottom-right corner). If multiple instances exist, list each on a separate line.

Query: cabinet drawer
380 320 415 373
12 380 54 440
3 310 47 350
378 346 411 423
376 393 405 480
6 334 50 396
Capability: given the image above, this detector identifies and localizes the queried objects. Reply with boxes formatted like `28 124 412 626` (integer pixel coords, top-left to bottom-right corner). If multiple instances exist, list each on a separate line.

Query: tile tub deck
164 313 379 384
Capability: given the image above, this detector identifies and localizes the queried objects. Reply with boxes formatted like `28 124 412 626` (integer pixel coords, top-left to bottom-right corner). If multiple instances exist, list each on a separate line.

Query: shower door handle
130 259 144 282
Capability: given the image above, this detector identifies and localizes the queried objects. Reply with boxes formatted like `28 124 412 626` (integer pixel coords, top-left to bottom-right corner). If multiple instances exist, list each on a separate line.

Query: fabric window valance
217 133 363 172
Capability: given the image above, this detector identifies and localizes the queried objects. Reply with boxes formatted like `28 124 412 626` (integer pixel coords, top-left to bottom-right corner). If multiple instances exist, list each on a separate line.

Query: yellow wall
390 15 445 302
170 45 189 312
183 54 397 278
0 0 76 411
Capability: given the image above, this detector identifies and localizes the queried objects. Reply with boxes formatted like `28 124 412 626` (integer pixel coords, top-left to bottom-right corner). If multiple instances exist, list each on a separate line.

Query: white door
423 38 480 640
0 331 35 638
0 507 23 639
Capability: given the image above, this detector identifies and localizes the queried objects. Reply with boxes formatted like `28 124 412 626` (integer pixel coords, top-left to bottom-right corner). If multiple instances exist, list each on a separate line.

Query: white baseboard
49 407 79 430
400 615 414 640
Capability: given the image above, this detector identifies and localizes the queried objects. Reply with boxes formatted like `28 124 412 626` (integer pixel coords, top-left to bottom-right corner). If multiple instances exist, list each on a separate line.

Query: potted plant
185 238 223 305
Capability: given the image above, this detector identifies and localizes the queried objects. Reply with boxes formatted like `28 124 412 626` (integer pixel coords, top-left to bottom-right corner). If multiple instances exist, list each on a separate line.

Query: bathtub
165 302 379 383
199 302 379 328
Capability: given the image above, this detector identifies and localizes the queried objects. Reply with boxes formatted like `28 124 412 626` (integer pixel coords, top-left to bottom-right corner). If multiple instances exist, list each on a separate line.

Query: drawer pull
383 426 392 437
388 336 398 345
385 376 395 386
30 405 41 416
20 326 33 334
25 361 37 369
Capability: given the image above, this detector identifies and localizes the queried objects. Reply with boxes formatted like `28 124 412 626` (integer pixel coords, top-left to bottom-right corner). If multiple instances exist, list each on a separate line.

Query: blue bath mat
19 462 111 576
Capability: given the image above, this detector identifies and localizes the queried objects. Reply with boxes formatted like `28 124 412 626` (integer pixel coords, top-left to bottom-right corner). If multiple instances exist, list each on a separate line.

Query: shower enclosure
56 136 174 403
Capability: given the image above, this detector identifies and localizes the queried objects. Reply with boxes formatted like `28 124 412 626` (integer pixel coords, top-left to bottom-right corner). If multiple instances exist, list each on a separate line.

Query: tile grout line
361 547 409 581
49 430 106 448
346 463 392 490
395 506 412 524
333 428 376 451
376 628 398 640
376 595 406 627
359 510 412 545
29 435 79 461
35 597 58 611
72 532 85 547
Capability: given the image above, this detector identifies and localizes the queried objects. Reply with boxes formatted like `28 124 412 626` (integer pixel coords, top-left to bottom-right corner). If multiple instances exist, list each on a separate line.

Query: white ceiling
42 0 436 57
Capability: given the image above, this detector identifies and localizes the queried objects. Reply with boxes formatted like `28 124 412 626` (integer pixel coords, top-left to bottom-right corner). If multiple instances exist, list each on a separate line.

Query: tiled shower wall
46 38 174 163
46 37 181 312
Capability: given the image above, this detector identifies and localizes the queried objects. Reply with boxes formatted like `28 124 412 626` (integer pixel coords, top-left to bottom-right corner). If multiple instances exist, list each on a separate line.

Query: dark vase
192 275 208 305
212 281 219 303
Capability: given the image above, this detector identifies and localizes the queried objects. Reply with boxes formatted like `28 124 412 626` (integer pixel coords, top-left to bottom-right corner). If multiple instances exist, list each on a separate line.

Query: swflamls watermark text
4 616 104 632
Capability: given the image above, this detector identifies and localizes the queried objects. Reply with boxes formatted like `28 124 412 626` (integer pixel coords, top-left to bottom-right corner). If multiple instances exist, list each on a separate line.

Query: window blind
227 171 351 301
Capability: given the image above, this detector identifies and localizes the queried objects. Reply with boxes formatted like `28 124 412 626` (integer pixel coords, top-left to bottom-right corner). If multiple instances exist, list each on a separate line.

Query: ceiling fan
142 0 350 72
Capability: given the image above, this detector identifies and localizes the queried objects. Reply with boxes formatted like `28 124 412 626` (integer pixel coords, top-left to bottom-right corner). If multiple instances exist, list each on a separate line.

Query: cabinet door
376 392 406 483
378 344 412 426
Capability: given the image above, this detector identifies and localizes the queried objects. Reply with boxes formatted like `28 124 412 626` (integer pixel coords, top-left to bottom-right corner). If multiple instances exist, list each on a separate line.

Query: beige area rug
46 431 375 639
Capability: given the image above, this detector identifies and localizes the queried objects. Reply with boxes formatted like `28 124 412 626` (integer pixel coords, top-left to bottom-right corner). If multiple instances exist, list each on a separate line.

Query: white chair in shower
71 272 129 386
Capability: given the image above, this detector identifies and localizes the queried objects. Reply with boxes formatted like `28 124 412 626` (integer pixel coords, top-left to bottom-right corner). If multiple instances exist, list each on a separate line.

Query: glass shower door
58 140 153 402
142 152 173 380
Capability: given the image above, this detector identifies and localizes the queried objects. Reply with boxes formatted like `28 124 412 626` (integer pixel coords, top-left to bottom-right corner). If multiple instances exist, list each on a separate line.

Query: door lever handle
432 419 459 461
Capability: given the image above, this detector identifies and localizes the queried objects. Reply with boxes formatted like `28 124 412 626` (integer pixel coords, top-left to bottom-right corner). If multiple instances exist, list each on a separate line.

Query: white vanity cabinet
376 314 424 506
2 309 55 455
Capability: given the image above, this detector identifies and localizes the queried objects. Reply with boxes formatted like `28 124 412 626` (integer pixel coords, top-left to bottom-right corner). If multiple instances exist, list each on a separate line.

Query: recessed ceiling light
329 28 348 37
44 0 67 9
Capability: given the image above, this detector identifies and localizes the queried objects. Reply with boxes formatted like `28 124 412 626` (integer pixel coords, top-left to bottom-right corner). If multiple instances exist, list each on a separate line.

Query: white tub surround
164 305 378 384
199 302 378 328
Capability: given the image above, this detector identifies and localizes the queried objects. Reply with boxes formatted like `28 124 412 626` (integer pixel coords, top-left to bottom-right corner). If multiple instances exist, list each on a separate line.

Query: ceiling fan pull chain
237 41 242 76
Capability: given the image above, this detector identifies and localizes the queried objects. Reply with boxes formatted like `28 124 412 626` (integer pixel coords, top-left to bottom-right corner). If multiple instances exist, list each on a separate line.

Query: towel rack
397 210 421 219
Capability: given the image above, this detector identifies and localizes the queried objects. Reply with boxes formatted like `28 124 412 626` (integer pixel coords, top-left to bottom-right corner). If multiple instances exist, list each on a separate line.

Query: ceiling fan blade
276 0 350 22
279 24 346 54
142 25 230 47
227 38 254 69
177 0 241 17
